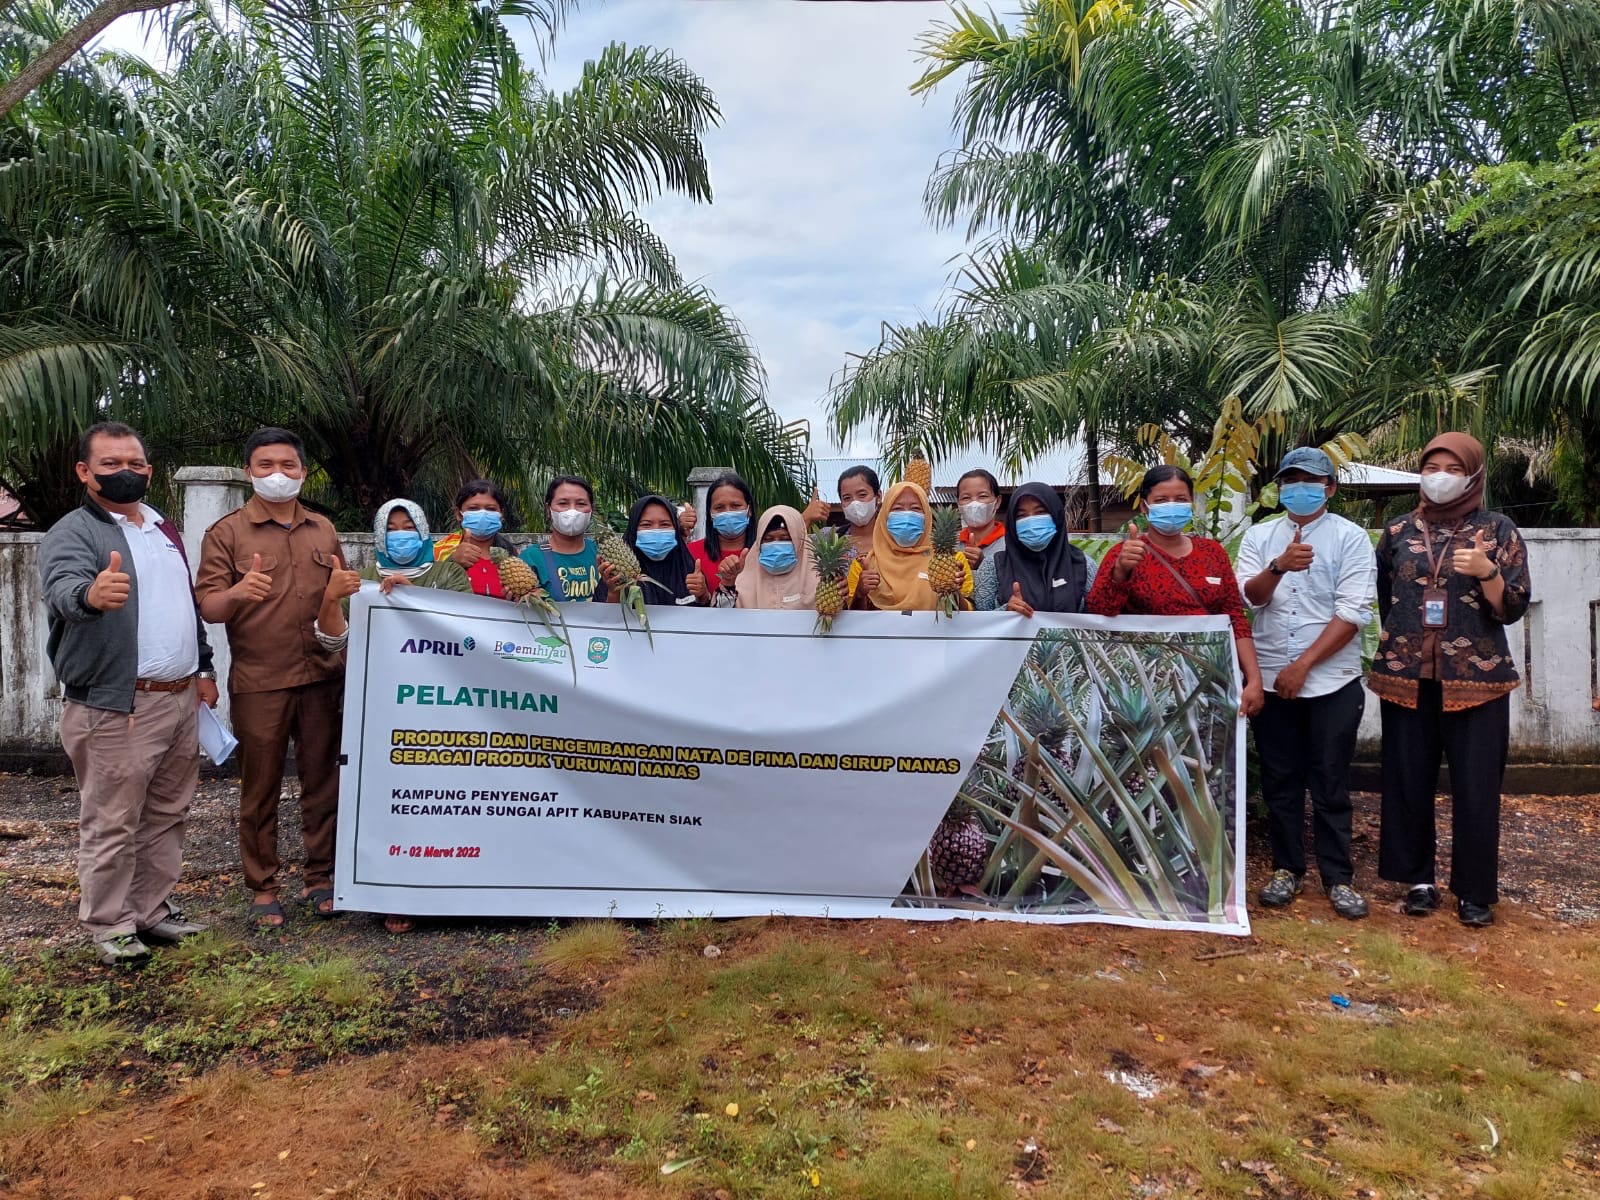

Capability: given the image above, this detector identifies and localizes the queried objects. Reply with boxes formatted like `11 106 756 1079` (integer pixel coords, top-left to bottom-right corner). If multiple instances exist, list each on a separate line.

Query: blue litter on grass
1330 993 1351 1009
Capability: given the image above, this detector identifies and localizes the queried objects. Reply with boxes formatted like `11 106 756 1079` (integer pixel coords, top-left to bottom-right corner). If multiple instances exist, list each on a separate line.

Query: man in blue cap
1237 447 1378 919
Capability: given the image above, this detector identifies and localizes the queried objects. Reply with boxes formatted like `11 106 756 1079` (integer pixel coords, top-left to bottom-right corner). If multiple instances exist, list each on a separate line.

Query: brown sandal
383 914 416 934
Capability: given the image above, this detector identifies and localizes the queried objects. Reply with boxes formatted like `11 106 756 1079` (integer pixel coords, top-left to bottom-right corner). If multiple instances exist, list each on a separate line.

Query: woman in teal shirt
524 475 601 601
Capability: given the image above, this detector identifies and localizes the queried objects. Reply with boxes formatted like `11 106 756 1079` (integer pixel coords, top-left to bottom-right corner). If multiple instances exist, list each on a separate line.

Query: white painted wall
3 516 1597 762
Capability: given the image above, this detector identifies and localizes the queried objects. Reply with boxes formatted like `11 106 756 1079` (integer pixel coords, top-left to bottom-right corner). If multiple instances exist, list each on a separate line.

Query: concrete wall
3 514 1598 764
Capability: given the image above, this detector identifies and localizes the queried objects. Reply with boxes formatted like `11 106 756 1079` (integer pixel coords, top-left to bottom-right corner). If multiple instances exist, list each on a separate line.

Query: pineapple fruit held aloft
593 520 653 640
810 526 850 634
904 454 933 493
490 548 574 679
927 505 964 618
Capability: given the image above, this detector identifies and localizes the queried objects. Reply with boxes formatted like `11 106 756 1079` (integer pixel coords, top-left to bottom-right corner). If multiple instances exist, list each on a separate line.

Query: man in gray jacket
40 421 219 965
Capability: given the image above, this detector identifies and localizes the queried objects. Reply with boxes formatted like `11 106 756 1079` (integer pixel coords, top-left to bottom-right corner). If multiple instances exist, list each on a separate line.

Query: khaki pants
62 690 199 939
232 678 343 895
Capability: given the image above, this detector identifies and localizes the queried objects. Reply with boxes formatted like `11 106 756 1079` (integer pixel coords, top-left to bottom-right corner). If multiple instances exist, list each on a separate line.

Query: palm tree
1 0 809 525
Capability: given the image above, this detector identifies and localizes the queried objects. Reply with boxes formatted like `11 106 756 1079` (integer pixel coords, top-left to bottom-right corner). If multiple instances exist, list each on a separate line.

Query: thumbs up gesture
324 554 362 602
87 550 131 611
233 552 273 604
1004 580 1035 619
718 548 745 588
686 559 710 602
801 485 830 529
1113 521 1146 581
1276 523 1315 572
1452 527 1496 580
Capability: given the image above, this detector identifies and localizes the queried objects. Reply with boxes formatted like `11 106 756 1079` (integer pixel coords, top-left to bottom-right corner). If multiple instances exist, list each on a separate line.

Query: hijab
372 498 436 578
993 483 1087 612
736 505 817 610
626 494 698 606
1417 432 1486 526
868 481 939 611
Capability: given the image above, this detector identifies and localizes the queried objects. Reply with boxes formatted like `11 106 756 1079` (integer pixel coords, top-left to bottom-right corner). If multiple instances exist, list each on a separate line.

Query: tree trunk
1085 423 1103 533
0 0 174 120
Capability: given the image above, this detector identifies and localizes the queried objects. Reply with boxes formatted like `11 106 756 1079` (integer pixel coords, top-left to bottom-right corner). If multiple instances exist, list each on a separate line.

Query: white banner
334 586 1248 933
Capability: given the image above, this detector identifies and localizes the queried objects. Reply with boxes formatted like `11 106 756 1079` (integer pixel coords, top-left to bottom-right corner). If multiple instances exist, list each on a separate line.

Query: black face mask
94 470 150 504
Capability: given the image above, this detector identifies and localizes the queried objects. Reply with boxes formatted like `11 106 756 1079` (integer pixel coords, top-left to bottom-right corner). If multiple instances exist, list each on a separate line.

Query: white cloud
536 0 969 456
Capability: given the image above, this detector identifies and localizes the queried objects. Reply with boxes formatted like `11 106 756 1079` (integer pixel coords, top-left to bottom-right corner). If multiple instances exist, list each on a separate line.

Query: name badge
1052 578 1067 587
1422 587 1448 628
1205 576 1223 586
675 595 698 605
783 594 802 604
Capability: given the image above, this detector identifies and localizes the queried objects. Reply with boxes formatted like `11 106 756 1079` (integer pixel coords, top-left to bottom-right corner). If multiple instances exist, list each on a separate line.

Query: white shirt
1236 511 1376 698
109 504 200 681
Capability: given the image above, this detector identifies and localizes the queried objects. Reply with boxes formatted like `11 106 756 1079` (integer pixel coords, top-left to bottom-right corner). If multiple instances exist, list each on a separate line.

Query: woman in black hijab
598 494 709 607
974 483 1094 614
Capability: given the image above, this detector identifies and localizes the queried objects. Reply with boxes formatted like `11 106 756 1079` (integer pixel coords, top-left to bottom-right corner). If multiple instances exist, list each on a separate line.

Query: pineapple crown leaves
929 504 963 554
809 526 851 579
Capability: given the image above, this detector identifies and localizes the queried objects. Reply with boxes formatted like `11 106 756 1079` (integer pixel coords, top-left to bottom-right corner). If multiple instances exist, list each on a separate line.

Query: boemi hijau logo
399 637 474 657
586 636 611 665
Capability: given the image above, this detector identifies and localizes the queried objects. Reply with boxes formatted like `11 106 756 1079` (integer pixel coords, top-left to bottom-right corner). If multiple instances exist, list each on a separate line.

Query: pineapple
928 797 987 893
904 454 933 493
810 526 850 634
926 505 964 617
491 548 541 601
593 520 653 641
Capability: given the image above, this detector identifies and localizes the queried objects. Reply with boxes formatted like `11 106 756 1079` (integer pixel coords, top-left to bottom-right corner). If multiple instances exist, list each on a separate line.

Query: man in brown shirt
194 427 361 928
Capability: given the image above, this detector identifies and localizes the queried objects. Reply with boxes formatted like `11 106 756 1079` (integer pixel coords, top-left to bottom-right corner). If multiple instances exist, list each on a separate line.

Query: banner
334 586 1247 933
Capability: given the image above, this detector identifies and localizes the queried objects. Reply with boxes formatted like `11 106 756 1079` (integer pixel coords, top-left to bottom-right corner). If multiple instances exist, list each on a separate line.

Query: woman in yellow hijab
847 481 973 610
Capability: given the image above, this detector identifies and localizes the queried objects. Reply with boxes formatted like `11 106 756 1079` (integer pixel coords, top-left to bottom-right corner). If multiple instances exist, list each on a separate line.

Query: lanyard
1418 519 1461 584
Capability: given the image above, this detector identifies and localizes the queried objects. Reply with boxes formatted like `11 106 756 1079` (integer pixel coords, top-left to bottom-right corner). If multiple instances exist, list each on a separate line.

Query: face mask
252 471 302 503
842 499 878 527
1420 472 1472 505
634 529 677 561
1278 482 1329 517
1014 514 1057 551
885 511 925 546
385 530 425 564
960 500 997 529
1145 501 1193 535
94 470 149 505
550 509 591 537
711 510 750 537
461 510 502 538
759 542 797 573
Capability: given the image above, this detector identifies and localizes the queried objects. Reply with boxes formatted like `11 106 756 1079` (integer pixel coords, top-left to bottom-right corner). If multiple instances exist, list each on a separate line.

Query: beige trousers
61 690 199 939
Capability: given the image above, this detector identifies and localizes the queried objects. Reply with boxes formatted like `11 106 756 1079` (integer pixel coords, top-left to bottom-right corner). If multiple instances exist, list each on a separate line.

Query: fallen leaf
278 1150 291 1161
725 1103 740 1117
965 1139 977 1150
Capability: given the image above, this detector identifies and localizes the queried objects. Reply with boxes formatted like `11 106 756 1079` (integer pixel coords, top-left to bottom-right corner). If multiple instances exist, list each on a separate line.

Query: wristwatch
1268 559 1286 576
197 671 217 681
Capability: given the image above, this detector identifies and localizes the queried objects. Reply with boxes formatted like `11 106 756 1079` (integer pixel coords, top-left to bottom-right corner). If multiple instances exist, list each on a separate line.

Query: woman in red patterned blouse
1086 465 1266 717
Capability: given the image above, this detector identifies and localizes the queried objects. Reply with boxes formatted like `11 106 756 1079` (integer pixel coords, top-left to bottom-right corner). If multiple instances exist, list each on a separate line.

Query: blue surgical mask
385 530 425 564
1146 502 1193 534
885 511 925 546
1014 514 1057 551
759 542 797 573
461 510 502 538
711 510 750 538
634 529 677 561
1278 482 1329 517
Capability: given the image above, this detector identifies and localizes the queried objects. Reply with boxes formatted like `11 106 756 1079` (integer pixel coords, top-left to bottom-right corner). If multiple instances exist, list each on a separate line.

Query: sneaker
1402 884 1441 917
1326 883 1369 920
94 933 151 967
1457 899 1494 928
139 904 209 944
1257 869 1304 908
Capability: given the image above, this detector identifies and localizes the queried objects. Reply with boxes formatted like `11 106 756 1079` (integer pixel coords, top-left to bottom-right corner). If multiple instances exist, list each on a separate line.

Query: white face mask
550 509 592 537
252 471 303 503
1419 472 1472 505
842 499 878 527
960 500 998 529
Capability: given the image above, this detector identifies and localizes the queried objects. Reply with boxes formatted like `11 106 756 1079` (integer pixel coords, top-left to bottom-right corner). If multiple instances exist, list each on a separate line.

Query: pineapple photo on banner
334 587 1247 935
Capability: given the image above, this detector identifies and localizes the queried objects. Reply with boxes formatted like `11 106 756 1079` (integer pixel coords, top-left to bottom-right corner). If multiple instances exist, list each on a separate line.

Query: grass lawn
2 905 1598 1199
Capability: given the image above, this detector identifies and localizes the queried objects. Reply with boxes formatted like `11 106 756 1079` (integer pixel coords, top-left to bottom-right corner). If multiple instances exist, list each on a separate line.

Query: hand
1276 525 1314 572
1112 522 1146 581
1452 528 1495 580
685 562 709 600
378 573 413 595
859 554 881 593
598 559 623 591
86 550 131 611
450 541 484 568
1273 660 1310 700
196 677 220 707
801 486 829 528
1240 679 1266 718
1004 581 1035 618
231 552 273 604
961 544 983 567
717 550 745 587
323 555 361 603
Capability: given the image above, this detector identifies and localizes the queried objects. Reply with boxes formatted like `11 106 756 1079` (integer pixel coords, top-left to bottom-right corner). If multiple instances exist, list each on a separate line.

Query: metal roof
814 446 1089 502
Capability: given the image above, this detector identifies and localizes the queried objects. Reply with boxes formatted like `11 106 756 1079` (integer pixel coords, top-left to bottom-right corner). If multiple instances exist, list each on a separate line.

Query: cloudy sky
533 0 970 456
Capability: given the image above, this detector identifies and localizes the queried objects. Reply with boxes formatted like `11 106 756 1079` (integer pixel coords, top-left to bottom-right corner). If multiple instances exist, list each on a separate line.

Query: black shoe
1257 869 1303 908
1402 885 1440 917
1325 884 1369 920
1457 899 1494 928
